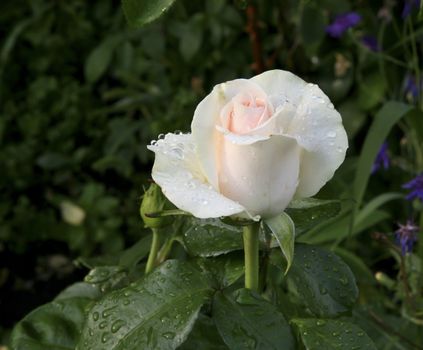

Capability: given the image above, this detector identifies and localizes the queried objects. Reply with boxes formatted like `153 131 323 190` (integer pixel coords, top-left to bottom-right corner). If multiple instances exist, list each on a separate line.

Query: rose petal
147 133 246 219
216 125 270 145
251 70 348 198
218 134 302 218
191 79 269 190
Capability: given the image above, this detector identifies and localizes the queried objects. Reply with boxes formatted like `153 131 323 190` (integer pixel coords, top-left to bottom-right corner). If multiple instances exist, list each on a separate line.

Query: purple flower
402 0 421 19
372 142 390 173
395 220 419 255
403 173 423 201
326 12 362 38
404 75 420 101
361 35 381 52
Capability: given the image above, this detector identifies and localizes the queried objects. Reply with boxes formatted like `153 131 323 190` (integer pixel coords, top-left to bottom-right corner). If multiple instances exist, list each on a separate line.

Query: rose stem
243 222 260 291
145 228 161 274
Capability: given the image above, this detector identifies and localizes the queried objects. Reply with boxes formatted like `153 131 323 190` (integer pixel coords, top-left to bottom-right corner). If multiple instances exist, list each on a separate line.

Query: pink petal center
220 92 273 134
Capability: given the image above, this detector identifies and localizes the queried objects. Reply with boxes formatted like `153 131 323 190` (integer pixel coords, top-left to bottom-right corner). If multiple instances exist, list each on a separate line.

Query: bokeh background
1 0 423 347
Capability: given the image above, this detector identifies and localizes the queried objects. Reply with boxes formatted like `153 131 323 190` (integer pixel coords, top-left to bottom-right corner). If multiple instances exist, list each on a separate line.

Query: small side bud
140 183 170 228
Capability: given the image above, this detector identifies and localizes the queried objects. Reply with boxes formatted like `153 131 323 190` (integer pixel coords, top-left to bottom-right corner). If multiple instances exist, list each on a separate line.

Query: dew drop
92 312 99 321
319 286 328 295
102 307 116 318
327 131 337 138
162 332 176 340
101 332 111 343
339 276 349 286
111 320 126 333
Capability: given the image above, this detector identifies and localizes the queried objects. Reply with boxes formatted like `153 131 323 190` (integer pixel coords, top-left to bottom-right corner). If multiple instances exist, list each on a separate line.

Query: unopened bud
140 183 170 228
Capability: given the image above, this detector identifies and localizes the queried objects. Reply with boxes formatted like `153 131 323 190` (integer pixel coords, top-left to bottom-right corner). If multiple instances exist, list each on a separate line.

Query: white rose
148 70 348 220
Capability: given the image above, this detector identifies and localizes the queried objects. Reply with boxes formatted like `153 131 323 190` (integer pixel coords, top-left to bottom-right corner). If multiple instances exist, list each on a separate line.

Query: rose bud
140 183 171 228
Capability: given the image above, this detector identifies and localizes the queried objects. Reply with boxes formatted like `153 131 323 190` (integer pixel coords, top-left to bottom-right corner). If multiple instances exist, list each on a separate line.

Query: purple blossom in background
395 220 419 255
403 173 423 201
404 75 420 101
326 12 362 38
402 0 421 19
361 35 381 52
372 142 390 173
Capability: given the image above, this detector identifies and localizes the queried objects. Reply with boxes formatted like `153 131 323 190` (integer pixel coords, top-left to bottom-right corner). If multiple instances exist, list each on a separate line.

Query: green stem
243 222 260 291
157 237 174 264
145 228 161 274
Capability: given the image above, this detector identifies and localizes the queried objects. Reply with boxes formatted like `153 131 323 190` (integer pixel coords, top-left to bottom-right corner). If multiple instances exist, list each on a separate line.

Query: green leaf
286 198 341 235
55 282 102 301
353 209 390 234
299 208 390 245
333 247 376 285
213 289 295 350
338 98 367 140
286 244 358 317
357 73 387 110
292 318 377 349
84 266 128 293
119 234 152 269
353 307 423 349
11 298 90 350
36 152 69 169
179 14 204 61
195 252 245 289
78 260 212 350
181 218 279 257
121 0 177 27
179 314 228 350
354 192 403 227
182 218 243 257
265 213 295 274
354 102 413 212
85 35 121 83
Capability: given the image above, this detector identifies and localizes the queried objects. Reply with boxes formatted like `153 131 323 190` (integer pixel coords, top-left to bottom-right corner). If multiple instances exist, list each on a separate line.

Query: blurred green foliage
2 0 423 347
0 0 413 255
